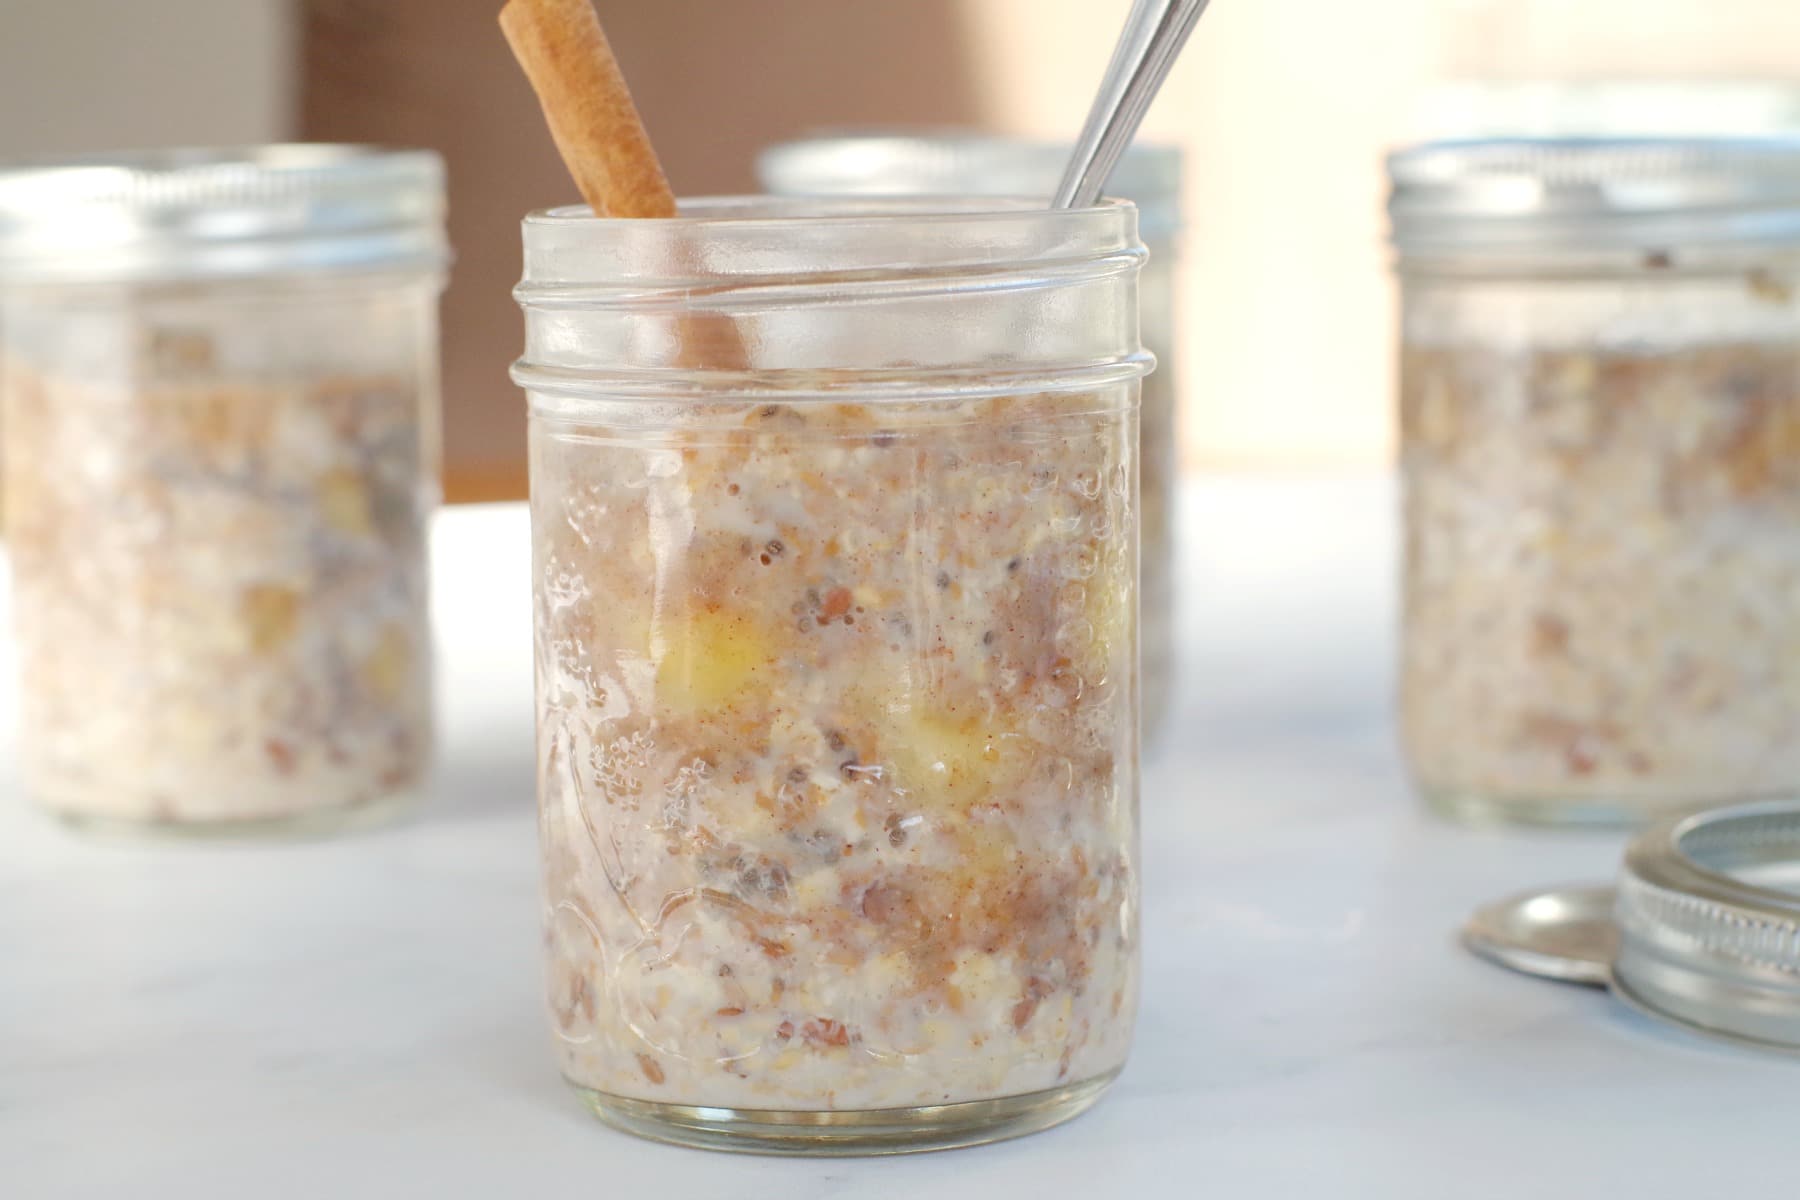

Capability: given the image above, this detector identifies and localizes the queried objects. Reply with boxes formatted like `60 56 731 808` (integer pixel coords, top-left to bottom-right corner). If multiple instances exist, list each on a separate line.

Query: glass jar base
44 787 421 841
1420 784 1732 830
570 1069 1120 1156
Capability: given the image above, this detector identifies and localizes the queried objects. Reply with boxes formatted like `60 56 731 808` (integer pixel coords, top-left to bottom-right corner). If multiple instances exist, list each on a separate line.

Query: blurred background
4 0 1799 500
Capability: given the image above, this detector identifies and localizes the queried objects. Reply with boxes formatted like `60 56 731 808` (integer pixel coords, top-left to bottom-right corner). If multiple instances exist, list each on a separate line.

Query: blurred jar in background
758 135 1183 743
0 146 447 834
1389 136 1800 827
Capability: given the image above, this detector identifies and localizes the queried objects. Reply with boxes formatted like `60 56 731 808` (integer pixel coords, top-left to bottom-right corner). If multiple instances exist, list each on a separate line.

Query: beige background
3 0 1797 493
0 1 293 153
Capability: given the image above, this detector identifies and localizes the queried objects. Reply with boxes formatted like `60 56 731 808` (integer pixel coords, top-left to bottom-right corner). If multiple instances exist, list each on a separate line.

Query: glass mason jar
0 146 447 834
516 197 1146 1153
758 135 1184 744
1389 137 1800 827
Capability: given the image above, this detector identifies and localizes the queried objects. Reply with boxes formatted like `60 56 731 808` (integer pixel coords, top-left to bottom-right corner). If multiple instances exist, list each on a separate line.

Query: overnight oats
517 197 1147 1152
759 134 1185 742
1390 137 1800 826
0 147 446 832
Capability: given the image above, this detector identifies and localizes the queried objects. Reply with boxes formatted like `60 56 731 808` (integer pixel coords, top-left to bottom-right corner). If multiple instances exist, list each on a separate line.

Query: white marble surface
2 475 1794 1198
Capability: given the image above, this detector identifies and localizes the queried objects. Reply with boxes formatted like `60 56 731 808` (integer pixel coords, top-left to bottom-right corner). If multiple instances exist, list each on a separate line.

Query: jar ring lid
1388 135 1800 254
0 144 448 283
1463 800 1800 1052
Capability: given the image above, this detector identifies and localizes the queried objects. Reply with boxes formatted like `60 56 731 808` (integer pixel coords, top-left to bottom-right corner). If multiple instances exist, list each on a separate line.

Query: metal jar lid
1387 135 1800 257
1614 802 1800 1048
0 144 449 284
1465 800 1800 1052
757 133 1184 242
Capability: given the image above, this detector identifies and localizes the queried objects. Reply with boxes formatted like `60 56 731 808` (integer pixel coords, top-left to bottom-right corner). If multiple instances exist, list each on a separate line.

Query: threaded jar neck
512 196 1151 406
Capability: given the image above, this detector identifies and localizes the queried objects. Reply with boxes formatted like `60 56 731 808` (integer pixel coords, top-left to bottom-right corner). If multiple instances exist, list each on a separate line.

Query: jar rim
523 193 1134 229
519 195 1142 289
514 195 1149 402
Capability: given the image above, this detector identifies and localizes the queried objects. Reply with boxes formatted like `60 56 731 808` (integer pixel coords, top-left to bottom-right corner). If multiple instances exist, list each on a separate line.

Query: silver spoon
1053 0 1213 209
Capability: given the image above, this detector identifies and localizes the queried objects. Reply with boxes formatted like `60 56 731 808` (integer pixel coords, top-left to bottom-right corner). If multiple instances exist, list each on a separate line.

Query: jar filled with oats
516 197 1145 1152
1389 137 1800 827
757 135 1185 744
0 146 447 834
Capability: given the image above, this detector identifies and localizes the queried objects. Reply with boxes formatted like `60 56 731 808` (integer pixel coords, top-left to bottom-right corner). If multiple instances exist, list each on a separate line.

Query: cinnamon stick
500 0 674 218
500 0 749 370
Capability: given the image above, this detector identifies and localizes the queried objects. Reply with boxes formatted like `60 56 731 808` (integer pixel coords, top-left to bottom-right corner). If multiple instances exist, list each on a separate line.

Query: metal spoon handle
1053 0 1212 210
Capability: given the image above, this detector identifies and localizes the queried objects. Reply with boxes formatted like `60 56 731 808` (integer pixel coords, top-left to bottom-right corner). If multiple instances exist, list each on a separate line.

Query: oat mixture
1137 288 1177 737
3 305 434 827
1401 312 1800 810
533 388 1139 1110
